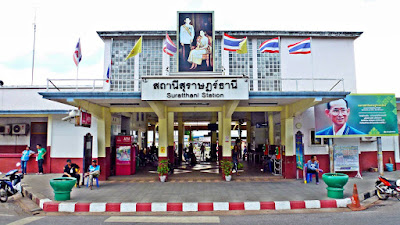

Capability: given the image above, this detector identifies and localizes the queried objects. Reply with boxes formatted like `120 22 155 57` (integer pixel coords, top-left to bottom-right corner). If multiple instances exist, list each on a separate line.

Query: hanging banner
333 145 359 172
295 131 304 170
315 94 398 138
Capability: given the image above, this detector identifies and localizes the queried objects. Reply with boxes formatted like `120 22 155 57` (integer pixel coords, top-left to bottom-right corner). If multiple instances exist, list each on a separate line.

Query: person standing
179 17 194 69
21 146 35 175
36 144 46 175
232 145 240 176
200 144 205 161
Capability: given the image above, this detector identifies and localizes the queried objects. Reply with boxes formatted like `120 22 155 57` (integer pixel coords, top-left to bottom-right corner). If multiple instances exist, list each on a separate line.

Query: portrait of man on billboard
178 12 214 72
316 99 364 136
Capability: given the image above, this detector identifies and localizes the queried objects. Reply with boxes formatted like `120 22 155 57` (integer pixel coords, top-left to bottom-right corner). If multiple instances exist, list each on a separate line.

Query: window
256 39 281 91
310 129 328 146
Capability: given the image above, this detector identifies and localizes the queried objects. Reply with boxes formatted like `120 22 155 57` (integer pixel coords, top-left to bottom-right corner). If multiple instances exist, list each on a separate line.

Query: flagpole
76 65 79 90
278 36 281 91
310 37 314 91
222 32 225 75
110 38 113 87
31 9 37 86
247 38 250 77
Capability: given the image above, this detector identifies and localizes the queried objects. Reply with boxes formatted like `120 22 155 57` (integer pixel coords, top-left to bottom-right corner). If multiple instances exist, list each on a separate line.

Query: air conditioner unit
0 125 11 135
361 137 377 142
12 124 29 135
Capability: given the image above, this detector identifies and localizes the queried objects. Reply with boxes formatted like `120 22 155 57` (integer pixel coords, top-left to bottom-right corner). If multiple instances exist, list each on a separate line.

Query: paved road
1 198 400 225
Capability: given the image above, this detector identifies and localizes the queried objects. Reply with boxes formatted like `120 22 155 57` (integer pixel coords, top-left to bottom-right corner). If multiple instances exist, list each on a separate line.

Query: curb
41 199 352 212
359 189 377 202
21 186 351 212
22 185 378 213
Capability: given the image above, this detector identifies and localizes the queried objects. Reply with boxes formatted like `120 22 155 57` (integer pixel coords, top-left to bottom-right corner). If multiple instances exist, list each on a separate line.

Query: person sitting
85 159 100 190
307 155 320 185
62 159 81 188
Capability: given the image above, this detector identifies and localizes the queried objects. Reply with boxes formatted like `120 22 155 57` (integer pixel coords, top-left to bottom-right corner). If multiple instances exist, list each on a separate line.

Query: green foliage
237 162 244 170
157 159 169 176
220 159 233 176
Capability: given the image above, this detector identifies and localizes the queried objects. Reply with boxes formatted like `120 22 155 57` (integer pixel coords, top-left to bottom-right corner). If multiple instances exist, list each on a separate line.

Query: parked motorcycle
375 175 400 200
0 163 24 203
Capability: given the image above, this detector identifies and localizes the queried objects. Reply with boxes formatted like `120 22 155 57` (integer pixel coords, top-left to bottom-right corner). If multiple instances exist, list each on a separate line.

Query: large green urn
49 177 77 201
322 173 349 199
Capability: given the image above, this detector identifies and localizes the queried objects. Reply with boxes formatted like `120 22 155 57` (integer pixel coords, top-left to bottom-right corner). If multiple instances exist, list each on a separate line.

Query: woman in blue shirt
21 146 35 175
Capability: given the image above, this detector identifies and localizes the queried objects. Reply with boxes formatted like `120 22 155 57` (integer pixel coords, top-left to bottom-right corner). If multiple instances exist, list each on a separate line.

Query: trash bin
49 177 77 201
386 163 394 172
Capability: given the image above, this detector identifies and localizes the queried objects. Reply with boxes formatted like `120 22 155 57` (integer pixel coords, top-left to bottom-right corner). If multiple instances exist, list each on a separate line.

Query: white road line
0 214 14 217
105 216 220 223
7 216 44 225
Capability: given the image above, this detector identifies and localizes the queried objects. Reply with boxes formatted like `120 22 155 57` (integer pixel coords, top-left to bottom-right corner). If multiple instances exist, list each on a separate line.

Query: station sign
141 77 249 100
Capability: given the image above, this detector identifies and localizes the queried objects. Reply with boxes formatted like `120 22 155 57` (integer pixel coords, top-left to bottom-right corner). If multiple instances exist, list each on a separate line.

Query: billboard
177 11 214 72
315 94 398 138
333 145 359 172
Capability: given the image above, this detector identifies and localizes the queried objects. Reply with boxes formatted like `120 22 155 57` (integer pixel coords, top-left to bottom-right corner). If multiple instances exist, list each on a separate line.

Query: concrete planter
322 173 349 199
159 175 167 182
49 177 77 201
225 175 232 182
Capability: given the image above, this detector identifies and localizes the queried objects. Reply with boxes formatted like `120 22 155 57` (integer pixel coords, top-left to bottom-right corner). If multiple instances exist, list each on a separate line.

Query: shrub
220 159 233 176
157 159 169 176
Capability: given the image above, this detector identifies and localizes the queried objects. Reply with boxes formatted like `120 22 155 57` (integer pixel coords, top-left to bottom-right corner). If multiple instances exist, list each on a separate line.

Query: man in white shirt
316 99 364 136
179 17 194 69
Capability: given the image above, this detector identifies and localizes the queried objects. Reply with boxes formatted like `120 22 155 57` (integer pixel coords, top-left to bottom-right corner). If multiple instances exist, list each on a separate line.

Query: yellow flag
236 37 248 54
125 36 142 60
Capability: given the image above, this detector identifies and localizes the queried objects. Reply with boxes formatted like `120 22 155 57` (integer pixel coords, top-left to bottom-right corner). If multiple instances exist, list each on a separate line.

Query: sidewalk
21 170 400 212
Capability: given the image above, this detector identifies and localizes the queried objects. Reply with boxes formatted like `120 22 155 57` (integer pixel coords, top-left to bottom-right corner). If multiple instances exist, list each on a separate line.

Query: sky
0 0 399 95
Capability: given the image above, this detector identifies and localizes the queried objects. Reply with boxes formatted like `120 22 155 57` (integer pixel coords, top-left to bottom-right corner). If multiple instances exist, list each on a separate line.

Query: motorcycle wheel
377 188 389 200
396 192 400 201
0 188 8 203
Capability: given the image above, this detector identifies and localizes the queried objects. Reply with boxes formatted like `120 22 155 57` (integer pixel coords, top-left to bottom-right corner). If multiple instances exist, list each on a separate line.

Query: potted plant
157 159 170 182
220 159 233 181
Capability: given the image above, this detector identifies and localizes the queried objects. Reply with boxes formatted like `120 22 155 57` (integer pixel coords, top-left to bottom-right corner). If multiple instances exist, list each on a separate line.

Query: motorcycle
0 163 24 203
375 175 400 201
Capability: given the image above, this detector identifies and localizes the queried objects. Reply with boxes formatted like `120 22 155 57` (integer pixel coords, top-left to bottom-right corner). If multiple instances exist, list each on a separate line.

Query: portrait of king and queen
177 12 214 72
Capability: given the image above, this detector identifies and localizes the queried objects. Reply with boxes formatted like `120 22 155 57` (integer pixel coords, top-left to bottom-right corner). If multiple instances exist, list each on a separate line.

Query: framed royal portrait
177 11 214 72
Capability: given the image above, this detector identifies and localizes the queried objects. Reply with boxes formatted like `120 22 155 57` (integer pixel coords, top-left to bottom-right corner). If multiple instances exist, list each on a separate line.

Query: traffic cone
347 184 365 211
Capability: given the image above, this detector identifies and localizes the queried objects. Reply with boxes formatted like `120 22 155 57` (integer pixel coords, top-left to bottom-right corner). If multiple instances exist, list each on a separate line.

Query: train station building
1 12 398 181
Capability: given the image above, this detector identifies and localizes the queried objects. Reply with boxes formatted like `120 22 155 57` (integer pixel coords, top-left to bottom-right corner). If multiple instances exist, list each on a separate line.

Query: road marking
7 216 44 225
105 216 220 223
0 214 14 217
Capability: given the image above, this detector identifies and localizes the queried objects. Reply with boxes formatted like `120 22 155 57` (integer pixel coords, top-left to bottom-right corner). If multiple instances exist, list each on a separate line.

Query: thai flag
163 33 177 56
73 38 82 66
223 33 245 51
259 37 279 53
288 38 311 54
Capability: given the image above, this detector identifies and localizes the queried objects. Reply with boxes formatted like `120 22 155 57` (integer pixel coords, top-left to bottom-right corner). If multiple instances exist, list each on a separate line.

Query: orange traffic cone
347 184 366 211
